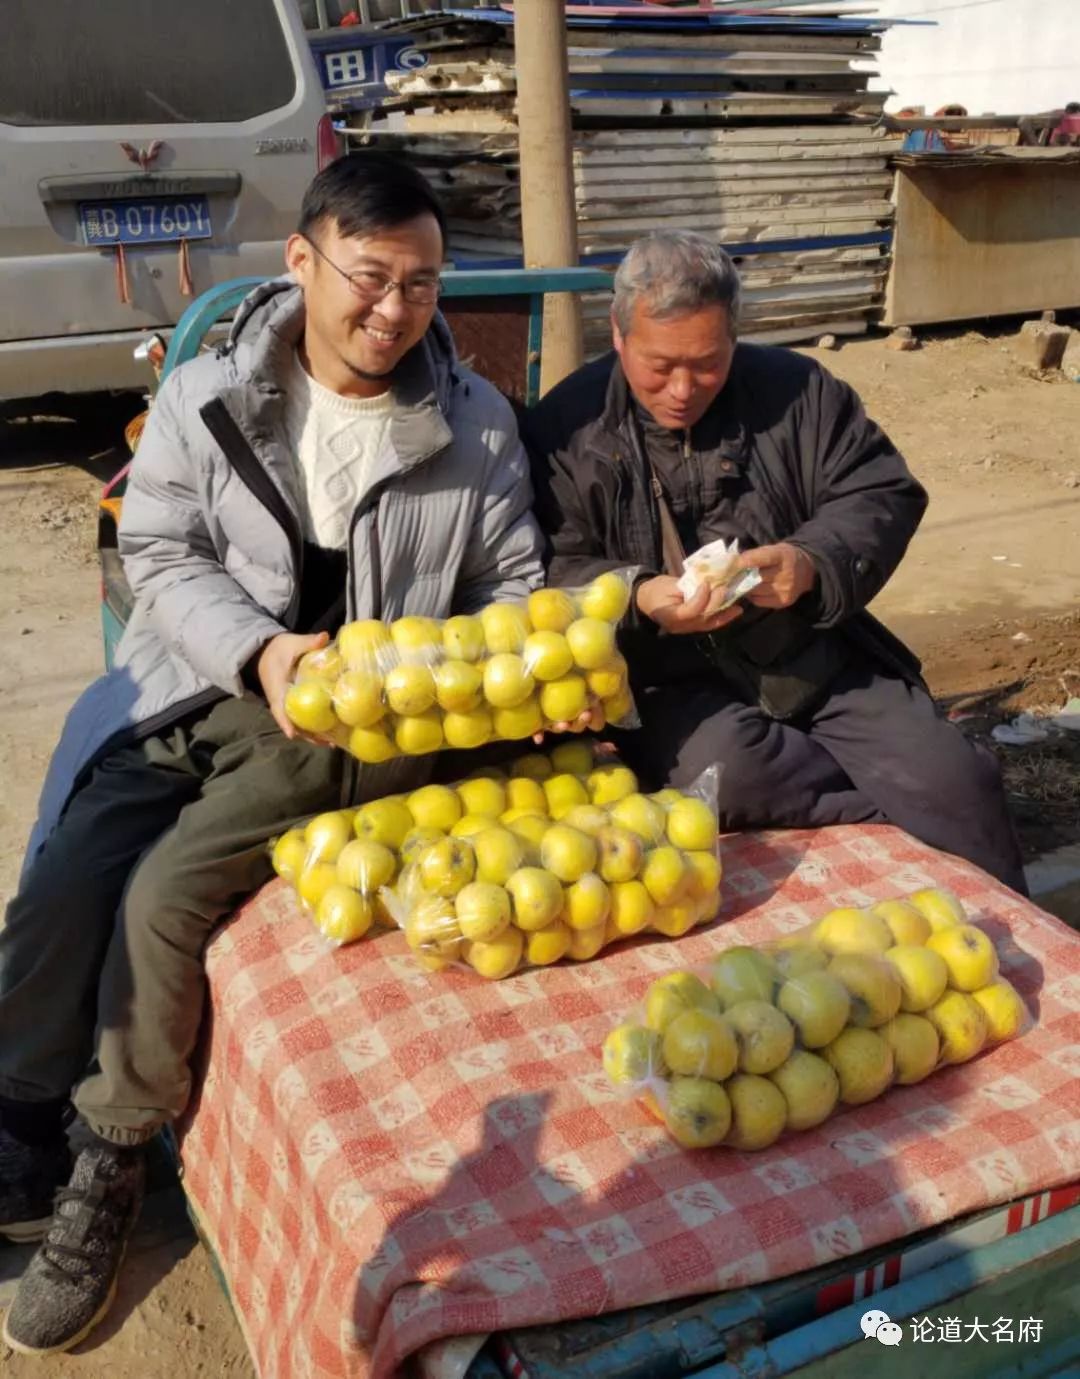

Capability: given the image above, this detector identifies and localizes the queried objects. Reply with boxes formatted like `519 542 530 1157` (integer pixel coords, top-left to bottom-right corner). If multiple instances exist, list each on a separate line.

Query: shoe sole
0 1217 52 1243
1 1261 121 1356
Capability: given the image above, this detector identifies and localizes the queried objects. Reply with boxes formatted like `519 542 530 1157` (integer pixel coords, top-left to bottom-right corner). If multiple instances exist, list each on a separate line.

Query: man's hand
256 630 333 739
636 575 744 635
738 543 816 610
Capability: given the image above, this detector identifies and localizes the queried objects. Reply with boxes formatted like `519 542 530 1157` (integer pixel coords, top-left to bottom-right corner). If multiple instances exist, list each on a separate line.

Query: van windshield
2 0 298 126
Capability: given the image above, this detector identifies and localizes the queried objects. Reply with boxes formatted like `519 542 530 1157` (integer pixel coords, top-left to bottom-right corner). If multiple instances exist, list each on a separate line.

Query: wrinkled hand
256 630 333 740
636 575 744 635
532 701 605 747
738 543 816 610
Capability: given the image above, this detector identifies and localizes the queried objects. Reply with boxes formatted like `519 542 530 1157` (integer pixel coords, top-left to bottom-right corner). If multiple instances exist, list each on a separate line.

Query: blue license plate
78 196 212 246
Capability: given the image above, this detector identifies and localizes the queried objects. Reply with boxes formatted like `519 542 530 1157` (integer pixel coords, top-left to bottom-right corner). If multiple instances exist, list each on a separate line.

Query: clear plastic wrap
282 572 641 760
380 752 723 977
601 888 1032 1150
676 538 762 610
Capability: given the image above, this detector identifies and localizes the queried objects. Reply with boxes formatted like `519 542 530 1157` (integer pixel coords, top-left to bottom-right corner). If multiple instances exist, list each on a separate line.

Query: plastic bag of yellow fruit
383 749 723 978
282 573 641 761
601 887 1032 1151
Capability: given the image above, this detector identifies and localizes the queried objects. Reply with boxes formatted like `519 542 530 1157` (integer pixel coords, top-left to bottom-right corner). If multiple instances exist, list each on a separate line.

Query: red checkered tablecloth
176 825 1080 1379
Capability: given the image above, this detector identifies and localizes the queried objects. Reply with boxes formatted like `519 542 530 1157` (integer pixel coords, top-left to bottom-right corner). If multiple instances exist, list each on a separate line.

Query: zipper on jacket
346 480 390 621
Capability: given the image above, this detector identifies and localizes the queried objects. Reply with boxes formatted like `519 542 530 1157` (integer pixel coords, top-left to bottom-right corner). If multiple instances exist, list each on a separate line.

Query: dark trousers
617 661 1027 894
0 698 345 1145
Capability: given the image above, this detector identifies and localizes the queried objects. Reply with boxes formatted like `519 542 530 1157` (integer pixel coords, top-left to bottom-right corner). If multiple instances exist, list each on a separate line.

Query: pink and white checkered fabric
177 825 1080 1379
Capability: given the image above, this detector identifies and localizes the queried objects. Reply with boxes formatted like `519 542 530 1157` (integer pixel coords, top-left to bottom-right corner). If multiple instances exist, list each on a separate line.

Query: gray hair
612 230 741 337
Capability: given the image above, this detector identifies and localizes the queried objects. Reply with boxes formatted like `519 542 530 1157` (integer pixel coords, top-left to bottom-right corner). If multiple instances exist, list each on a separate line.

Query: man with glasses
0 151 543 1355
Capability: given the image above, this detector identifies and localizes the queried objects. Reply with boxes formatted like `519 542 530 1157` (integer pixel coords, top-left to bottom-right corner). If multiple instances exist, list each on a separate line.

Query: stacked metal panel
349 4 901 344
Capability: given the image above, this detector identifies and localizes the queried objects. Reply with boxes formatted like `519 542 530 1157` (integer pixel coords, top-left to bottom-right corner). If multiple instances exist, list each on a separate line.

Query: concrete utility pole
515 0 583 395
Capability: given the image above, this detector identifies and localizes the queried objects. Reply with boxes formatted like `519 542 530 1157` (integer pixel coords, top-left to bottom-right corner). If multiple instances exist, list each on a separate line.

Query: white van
0 0 334 402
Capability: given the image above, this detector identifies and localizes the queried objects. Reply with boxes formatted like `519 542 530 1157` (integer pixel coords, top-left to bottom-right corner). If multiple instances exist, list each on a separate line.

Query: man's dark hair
298 150 447 248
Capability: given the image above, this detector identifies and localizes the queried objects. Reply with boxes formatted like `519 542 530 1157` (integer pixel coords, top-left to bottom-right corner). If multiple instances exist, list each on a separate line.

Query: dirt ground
0 325 1078 1375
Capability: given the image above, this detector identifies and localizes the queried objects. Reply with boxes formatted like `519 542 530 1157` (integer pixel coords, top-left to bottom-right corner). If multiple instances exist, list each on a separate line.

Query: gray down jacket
23 279 543 876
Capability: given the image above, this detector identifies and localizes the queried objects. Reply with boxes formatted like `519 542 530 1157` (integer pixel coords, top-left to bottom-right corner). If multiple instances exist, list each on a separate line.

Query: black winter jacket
524 345 929 714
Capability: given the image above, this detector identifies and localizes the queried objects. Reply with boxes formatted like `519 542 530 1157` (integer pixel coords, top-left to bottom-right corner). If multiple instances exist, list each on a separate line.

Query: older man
525 230 1025 893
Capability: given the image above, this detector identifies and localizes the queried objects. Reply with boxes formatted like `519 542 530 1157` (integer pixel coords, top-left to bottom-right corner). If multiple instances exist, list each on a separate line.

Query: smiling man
526 230 1025 893
0 152 542 1355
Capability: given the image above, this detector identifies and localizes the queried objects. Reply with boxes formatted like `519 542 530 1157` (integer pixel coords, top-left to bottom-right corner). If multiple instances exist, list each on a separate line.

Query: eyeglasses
302 234 442 305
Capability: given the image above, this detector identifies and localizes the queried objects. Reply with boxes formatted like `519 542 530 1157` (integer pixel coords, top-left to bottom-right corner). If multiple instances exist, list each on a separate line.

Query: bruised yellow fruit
523 630 573 682
926 924 999 992
567 923 607 961
284 680 337 735
609 794 667 846
815 907 893 957
336 839 396 893
540 675 589 724
926 990 988 1064
580 571 630 623
457 777 507 819
772 940 828 980
972 980 1027 1043
492 697 543 741
587 660 628 702
355 799 413 850
603 1023 666 1085
405 896 461 955
769 1051 839 1131
880 1013 940 1084
651 901 699 938
828 954 902 1027
297 862 340 911
348 723 398 763
870 898 931 947
505 777 548 814
724 1073 788 1152
886 944 949 1012
551 741 595 776
596 826 644 883
664 1077 732 1149
394 710 444 756
434 659 483 713
822 1027 895 1104
338 618 392 668
455 881 512 943
399 826 445 866
500 813 548 858
564 873 611 930
525 920 572 967
390 616 441 659
527 587 577 633
709 946 777 1008
684 849 721 900
483 654 534 709
566 617 617 671
663 1008 738 1081
442 614 485 663
331 669 384 728
561 804 609 837
384 663 435 716
271 829 308 882
465 926 524 980
443 707 493 750
641 846 690 907
481 603 530 654
665 798 719 852
506 867 564 931
295 644 344 683
724 1000 795 1075
907 887 965 932
473 826 526 886
407 784 462 832
543 773 590 819
417 837 476 898
540 824 597 883
510 752 553 781
304 811 353 864
644 971 718 1033
586 763 638 807
316 886 375 944
777 971 851 1048
608 879 655 936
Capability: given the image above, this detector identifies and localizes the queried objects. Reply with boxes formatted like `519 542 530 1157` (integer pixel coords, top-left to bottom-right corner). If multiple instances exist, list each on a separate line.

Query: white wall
868 0 1080 115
